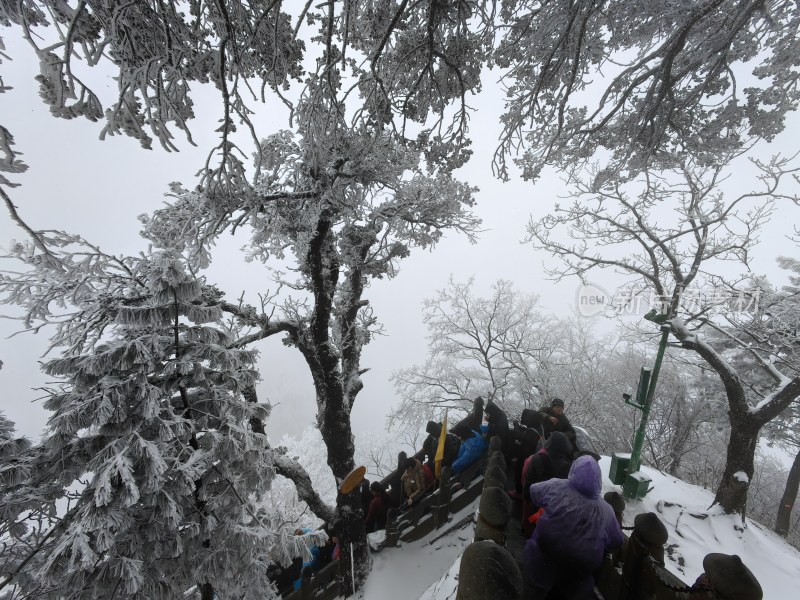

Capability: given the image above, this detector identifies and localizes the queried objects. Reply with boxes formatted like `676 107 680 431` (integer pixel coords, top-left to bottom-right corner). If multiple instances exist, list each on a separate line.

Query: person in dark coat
523 455 623 599
291 528 323 590
267 556 303 597
521 431 573 537
450 427 489 475
450 396 485 441
523 432 573 501
539 398 576 448
484 400 511 459
510 409 546 497
314 525 338 572
364 481 395 533
423 421 461 469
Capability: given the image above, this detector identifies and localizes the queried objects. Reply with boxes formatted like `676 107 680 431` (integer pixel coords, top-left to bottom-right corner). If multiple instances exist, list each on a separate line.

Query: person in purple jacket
523 455 623 599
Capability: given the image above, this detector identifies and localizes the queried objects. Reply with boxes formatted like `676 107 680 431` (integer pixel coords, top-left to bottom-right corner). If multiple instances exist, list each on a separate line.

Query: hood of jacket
568 455 602 498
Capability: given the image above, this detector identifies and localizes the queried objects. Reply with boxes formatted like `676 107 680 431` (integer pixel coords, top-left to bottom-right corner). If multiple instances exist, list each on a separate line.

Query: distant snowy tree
389 278 568 431
746 257 800 537
746 450 800 547
267 427 415 528
390 279 725 478
263 429 338 538
768 402 800 538
527 152 800 515
637 360 725 478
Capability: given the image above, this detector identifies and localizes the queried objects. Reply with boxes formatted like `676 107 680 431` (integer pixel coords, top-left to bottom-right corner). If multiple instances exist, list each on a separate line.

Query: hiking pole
350 544 355 597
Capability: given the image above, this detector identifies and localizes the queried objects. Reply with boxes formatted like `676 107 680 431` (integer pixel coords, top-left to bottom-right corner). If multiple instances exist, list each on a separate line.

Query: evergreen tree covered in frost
0 247 323 599
0 411 52 595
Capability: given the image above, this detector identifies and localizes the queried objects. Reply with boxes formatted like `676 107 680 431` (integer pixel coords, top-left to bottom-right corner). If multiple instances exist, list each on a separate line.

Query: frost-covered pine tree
0 411 54 596
0 245 325 599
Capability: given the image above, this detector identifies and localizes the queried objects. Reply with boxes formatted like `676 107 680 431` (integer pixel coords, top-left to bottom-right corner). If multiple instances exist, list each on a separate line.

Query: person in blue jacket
450 425 489 475
292 528 322 591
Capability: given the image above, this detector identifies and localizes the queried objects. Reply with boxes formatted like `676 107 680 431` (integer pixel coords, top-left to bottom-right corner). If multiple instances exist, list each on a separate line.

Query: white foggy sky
1 30 798 442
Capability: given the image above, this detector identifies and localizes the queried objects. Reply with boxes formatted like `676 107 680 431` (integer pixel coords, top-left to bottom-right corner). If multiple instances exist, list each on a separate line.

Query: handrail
384 455 488 546
595 534 716 599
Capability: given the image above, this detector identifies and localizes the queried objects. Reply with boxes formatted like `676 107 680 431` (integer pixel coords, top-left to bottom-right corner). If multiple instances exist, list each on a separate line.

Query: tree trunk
775 447 800 537
713 416 760 515
333 483 371 595
666 394 689 477
682 330 800 516
318 381 371 595
294 212 371 594
667 452 682 478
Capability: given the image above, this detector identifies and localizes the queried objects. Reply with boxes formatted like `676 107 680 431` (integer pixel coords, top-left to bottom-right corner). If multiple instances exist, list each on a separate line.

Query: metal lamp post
611 310 672 499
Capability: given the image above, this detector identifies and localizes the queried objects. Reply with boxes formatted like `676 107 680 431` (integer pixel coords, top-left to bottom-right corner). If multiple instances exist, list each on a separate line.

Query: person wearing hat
484 400 511 459
520 431 573 537
538 398 576 447
691 553 763 599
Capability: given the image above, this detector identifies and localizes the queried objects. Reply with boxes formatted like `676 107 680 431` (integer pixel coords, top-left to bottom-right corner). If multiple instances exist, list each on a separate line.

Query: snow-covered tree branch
494 0 800 180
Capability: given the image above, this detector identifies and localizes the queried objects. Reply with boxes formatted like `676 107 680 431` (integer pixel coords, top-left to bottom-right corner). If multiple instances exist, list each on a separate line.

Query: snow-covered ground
359 456 800 599
359 503 476 600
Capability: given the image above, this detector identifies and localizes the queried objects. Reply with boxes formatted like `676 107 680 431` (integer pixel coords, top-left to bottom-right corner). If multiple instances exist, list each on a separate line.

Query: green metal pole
628 327 670 474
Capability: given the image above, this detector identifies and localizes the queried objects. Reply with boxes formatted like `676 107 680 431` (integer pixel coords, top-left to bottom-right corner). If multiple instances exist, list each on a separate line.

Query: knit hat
702 554 762 600
550 398 565 407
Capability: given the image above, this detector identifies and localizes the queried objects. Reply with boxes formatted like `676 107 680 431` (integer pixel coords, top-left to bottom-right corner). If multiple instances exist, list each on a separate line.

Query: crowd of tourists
488 397 761 600
269 396 762 599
